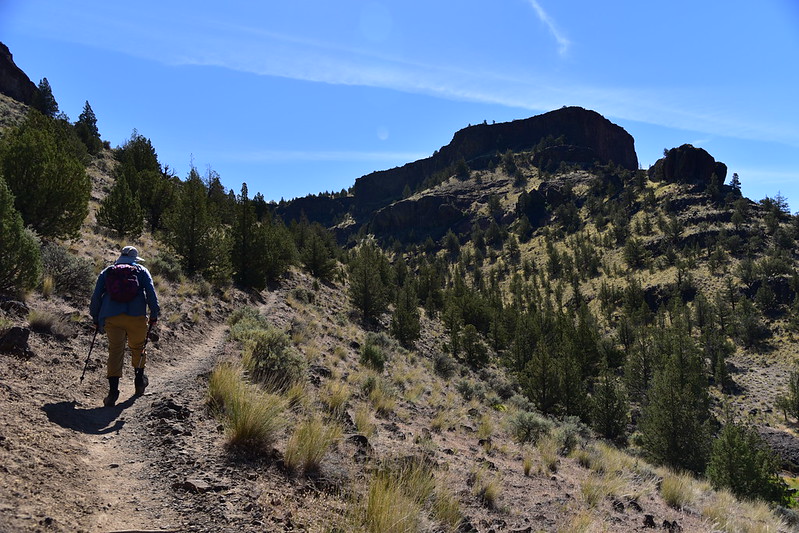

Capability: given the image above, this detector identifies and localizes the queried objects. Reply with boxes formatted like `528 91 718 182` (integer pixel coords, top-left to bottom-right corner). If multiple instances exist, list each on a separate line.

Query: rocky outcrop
351 107 638 214
368 195 467 242
0 42 37 105
648 144 727 188
275 195 354 228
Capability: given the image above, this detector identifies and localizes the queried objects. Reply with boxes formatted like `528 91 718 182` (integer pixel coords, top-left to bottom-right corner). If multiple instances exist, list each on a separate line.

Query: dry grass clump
208 362 287 452
536 433 560 473
700 487 790 532
27 309 71 338
659 471 697 510
321 380 350 418
431 484 462 532
469 467 502 509
354 404 375 437
349 458 442 533
580 472 626 508
557 511 604 533
283 415 342 475
361 372 396 416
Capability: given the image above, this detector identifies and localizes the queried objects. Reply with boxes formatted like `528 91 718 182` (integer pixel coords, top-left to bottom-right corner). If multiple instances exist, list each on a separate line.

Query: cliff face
350 107 638 214
0 42 37 105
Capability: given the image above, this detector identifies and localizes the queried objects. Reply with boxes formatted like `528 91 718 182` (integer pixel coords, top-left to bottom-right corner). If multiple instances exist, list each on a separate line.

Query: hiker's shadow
42 396 138 435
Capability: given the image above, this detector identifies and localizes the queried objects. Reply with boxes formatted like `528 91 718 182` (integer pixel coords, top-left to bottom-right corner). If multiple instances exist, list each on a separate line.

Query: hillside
2 80 799 533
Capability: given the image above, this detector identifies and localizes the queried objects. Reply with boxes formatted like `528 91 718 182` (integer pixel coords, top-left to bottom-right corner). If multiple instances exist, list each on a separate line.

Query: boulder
648 144 727 188
0 326 33 358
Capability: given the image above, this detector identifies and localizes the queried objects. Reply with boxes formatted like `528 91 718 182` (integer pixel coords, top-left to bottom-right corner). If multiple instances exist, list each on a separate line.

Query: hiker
89 246 160 407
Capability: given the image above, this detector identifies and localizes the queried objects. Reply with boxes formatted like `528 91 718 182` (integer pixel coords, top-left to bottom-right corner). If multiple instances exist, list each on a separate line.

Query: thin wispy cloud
26 3 798 150
525 0 571 56
216 149 429 164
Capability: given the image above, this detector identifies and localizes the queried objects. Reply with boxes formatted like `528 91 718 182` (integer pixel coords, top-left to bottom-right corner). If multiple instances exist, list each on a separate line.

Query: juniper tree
162 167 224 276
97 176 144 237
33 78 59 118
0 175 41 294
639 324 711 474
348 240 391 322
300 230 337 282
231 184 259 287
707 412 789 504
391 281 421 347
74 101 102 155
590 369 629 442
0 111 90 239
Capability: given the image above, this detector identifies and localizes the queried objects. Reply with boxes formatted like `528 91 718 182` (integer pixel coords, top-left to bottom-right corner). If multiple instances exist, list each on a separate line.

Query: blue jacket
90 262 160 329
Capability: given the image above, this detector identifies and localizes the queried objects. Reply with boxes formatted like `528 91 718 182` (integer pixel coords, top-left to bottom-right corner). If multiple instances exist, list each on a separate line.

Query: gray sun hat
115 246 145 264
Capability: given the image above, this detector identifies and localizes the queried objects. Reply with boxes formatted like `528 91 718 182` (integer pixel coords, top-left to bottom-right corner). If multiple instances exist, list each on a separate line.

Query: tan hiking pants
105 314 148 378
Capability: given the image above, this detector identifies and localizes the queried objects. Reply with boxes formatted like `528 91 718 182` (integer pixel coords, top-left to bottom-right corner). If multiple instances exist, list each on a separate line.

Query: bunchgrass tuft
432 484 462 532
283 415 342 474
322 380 350 418
470 467 501 509
660 471 696 510
355 458 434 533
208 362 287 452
354 404 375 437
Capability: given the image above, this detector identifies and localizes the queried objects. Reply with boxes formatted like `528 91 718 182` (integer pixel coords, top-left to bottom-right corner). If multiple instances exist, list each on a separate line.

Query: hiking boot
134 369 149 396
103 389 120 407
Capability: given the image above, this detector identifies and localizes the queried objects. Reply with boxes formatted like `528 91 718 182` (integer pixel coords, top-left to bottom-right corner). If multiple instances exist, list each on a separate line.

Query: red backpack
105 264 142 303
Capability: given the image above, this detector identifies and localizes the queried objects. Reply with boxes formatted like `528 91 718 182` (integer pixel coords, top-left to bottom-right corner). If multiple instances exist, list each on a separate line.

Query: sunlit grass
208 362 287 452
354 403 375 437
284 415 342 475
659 471 696 510
322 379 350 418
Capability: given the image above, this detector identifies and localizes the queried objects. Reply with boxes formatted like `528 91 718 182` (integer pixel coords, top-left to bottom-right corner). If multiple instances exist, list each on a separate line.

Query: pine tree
74 101 102 154
590 369 629 442
0 175 41 294
162 167 215 275
0 111 90 239
707 412 789 504
639 334 711 474
391 281 421 347
97 176 144 237
33 78 59 118
348 240 391 322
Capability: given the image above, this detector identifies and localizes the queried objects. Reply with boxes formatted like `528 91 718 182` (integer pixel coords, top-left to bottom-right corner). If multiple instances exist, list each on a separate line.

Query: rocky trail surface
0 291 279 533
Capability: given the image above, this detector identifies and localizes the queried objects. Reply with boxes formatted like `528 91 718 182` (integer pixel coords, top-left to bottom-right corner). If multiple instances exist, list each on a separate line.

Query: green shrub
360 340 387 372
508 410 553 444
0 175 41 295
433 351 456 379
40 243 94 299
147 252 183 283
228 306 268 341
242 326 305 390
707 416 789 505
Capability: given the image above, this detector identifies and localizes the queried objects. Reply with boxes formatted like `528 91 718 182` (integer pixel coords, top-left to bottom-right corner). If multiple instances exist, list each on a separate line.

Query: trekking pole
137 319 155 370
79 327 99 384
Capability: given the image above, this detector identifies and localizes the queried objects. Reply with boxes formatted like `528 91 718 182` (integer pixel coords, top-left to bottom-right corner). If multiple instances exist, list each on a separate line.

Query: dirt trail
85 320 229 533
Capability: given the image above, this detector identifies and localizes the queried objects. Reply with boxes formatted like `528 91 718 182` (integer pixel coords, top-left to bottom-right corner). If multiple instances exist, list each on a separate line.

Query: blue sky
2 1 798 207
